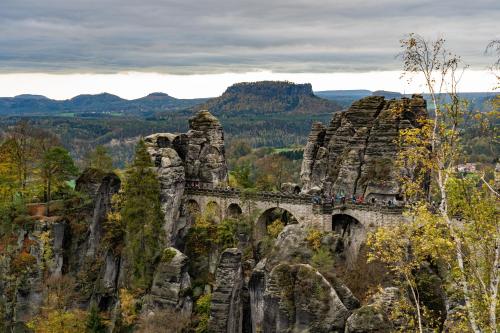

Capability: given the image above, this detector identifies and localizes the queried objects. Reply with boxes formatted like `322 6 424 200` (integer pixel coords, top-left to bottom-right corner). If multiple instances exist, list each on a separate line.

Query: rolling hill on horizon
0 92 208 115
1 85 496 116
0 82 496 166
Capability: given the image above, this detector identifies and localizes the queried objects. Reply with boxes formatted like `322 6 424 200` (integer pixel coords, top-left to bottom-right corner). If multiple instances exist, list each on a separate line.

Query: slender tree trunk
406 273 424 333
437 169 481 333
489 237 500 333
46 177 51 216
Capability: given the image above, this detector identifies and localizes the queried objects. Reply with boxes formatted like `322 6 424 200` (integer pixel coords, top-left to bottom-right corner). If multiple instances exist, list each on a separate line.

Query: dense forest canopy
0 82 496 168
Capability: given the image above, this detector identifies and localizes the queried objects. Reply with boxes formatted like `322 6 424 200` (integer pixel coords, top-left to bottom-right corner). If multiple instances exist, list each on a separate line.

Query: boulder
250 225 359 333
345 305 392 333
280 182 301 194
345 287 401 333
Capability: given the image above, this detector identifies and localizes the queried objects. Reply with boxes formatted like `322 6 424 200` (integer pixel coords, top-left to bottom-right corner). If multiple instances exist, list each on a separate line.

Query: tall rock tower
300 95 427 202
145 110 228 244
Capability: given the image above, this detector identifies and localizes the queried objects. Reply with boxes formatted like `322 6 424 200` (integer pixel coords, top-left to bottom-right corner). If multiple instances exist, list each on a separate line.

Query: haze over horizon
1 70 499 100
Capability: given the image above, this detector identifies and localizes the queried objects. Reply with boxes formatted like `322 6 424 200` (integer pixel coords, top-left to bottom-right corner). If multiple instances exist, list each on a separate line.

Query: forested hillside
0 82 340 165
196 81 341 115
0 92 207 116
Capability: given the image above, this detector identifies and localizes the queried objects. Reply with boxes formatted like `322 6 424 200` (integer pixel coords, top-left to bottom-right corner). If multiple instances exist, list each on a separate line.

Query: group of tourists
311 192 398 208
312 193 365 205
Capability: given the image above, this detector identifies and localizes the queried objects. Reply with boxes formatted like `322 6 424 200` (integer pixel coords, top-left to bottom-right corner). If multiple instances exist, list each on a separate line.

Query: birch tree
370 34 499 332
399 34 499 333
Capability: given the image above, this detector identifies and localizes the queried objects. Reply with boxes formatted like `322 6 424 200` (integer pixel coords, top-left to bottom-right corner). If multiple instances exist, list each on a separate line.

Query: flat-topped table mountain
195 81 342 115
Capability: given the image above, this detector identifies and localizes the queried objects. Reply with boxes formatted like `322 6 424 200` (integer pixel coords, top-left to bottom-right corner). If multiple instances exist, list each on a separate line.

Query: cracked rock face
186 110 228 186
300 95 427 202
263 263 350 333
345 287 401 333
209 248 243 333
145 110 228 244
75 169 121 257
249 225 359 333
148 247 192 315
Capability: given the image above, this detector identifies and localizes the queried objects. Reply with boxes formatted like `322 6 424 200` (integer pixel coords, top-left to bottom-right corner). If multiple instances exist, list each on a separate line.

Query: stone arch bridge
183 186 406 237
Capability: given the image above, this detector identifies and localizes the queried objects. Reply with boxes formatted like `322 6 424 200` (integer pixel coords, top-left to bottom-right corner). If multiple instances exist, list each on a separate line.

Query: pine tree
87 145 114 172
41 146 78 215
86 303 106 333
121 139 164 290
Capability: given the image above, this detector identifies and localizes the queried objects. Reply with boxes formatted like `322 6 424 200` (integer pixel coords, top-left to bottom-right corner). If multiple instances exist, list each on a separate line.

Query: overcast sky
0 0 498 98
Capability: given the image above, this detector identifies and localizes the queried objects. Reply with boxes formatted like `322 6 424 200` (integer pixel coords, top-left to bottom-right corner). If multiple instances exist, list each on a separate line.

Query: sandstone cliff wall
145 110 228 244
301 95 427 201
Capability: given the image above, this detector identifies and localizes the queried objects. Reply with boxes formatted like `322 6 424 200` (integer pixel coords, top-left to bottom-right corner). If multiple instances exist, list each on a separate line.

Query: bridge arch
206 201 222 223
331 213 365 266
226 203 243 219
182 199 201 223
255 207 298 239
184 199 200 215
331 214 361 236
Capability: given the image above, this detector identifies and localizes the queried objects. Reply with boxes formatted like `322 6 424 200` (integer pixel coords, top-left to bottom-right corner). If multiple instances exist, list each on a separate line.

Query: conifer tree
86 303 106 333
121 139 164 290
41 146 78 215
86 145 114 172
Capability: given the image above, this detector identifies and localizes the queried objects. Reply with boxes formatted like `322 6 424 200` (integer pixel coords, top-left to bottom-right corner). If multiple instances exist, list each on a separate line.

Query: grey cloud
0 0 498 73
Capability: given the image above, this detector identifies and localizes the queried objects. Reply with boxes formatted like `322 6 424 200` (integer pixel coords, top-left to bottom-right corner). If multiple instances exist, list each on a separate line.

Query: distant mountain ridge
316 89 498 110
196 81 342 115
0 92 207 115
1 85 496 116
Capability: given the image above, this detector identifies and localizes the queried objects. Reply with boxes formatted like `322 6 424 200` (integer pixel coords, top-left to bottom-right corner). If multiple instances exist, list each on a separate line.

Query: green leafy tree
41 147 78 215
86 145 114 172
267 218 284 238
86 303 107 333
0 122 59 201
0 139 19 202
254 155 294 191
194 293 211 333
121 139 164 290
229 163 253 189
368 205 453 332
3 121 39 193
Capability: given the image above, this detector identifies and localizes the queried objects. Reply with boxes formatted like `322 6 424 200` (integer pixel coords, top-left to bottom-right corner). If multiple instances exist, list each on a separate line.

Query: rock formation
2 100 435 333
345 287 414 332
249 225 359 333
75 168 121 256
209 248 243 333
145 110 228 243
301 95 427 202
147 247 192 315
263 263 350 332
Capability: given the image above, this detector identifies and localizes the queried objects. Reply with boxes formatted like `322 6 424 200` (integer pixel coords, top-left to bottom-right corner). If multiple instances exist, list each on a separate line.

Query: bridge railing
185 186 314 204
